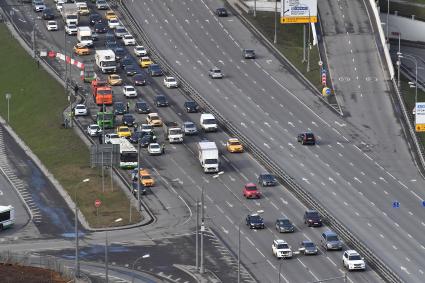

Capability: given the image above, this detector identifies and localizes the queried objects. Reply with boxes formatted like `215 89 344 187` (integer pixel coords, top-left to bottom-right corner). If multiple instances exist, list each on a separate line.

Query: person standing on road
161 143 165 154
98 133 103 144
126 102 130 113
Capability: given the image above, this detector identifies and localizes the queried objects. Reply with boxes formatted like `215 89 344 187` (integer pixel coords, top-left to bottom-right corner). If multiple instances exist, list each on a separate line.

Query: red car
243 183 261 199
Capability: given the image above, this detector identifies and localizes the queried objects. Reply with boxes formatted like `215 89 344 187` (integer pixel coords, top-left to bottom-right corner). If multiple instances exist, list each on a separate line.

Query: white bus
109 138 138 169
0 205 15 230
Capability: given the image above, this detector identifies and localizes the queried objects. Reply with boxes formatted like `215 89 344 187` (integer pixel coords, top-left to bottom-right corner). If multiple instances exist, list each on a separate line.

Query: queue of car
36 0 365 273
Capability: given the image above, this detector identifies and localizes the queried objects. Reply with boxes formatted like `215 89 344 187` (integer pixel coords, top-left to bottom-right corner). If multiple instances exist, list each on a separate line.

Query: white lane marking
225 215 234 225
215 205 224 213
270 201 279 210
256 248 266 257
221 226 229 234
225 201 233 208
326 256 337 266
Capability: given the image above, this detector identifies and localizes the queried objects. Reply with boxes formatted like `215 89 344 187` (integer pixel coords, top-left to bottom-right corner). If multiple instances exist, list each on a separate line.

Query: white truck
163 121 183 143
200 113 218 132
95 50 117 73
61 3 79 26
77 26 93 47
197 141 219 173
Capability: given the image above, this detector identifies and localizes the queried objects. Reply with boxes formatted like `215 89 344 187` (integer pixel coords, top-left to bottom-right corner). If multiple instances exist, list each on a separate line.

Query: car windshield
212 69 221 73
103 61 116 67
90 125 99 130
246 186 257 191
186 101 196 107
157 96 166 102
98 113 113 120
68 15 78 20
306 133 314 139
349 255 362 260
185 123 195 128
76 105 85 109
307 212 319 218
137 102 147 108
250 215 262 222
245 49 254 53
204 119 216 124
304 242 315 248
150 144 160 149
141 175 152 180
151 65 161 71
121 152 137 162
169 129 182 135
229 141 240 145
97 90 111 95
150 115 159 120
262 174 274 181
205 159 218 164
327 235 339 242
279 219 290 226
166 78 176 82
277 244 289 249
126 87 135 92
120 128 130 133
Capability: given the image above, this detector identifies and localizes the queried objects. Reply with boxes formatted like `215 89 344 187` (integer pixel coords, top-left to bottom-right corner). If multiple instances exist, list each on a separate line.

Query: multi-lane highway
2 0 386 282
2 0 424 281
118 0 425 281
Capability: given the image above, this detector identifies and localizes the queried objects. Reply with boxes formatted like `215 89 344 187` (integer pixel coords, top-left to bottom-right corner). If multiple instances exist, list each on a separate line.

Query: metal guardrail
115 2 402 282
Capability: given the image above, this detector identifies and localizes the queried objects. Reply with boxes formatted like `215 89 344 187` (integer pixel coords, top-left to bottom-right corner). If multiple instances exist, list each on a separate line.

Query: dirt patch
0 263 68 283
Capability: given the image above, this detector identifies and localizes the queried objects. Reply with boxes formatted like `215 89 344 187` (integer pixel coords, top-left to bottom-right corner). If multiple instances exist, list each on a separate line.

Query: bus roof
0 205 13 212
109 138 136 153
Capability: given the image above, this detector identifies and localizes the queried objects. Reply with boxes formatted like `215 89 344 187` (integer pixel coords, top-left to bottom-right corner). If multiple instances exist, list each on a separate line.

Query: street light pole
105 218 122 283
254 0 256 17
397 32 401 88
137 140 141 211
195 199 199 271
398 53 418 104
307 10 311 72
278 261 283 283
273 0 278 44
75 178 90 280
237 224 240 283
200 185 205 274
5 93 11 124
386 0 390 40
131 254 150 283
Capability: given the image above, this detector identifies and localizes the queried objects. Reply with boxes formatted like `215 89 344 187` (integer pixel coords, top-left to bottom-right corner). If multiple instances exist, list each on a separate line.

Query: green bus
96 112 115 129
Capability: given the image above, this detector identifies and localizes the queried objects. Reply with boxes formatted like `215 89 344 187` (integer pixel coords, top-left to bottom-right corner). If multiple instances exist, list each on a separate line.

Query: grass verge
0 24 140 228
399 76 425 146
381 1 425 20
243 11 323 90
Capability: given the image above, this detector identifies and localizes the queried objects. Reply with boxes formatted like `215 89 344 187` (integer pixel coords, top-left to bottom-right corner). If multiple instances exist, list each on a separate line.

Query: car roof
201 113 215 118
228 138 239 142
274 239 287 244
345 250 360 255
302 240 314 244
323 230 337 236
245 182 256 187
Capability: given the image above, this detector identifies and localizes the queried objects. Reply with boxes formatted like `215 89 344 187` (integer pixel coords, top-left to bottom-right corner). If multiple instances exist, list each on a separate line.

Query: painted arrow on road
302 178 311 185
329 177 336 184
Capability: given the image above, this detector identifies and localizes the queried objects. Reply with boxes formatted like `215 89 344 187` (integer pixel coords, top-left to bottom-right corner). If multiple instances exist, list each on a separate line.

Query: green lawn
380 1 425 19
0 24 140 228
243 11 335 103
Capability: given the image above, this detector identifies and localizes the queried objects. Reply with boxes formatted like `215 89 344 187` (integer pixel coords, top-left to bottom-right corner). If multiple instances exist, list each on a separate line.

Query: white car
74 104 88 116
33 0 46 12
147 143 162 155
46 20 58 31
272 239 293 259
55 0 65 3
133 45 147 56
123 85 137 98
56 3 63 12
122 34 136 46
139 124 153 133
74 0 87 8
343 250 366 271
87 124 102 137
65 24 78 35
108 18 120 29
163 76 178 88
208 67 223 79
183 121 198 135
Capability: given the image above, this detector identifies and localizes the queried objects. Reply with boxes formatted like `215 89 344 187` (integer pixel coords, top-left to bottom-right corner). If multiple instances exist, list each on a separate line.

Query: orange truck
91 79 113 105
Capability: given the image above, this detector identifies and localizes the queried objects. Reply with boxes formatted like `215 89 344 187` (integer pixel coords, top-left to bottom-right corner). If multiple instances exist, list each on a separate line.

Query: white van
200 113 218 132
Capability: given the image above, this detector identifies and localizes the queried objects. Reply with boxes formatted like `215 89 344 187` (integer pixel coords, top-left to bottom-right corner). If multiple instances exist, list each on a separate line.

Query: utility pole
137 140 141 211
105 230 109 283
273 0 278 44
237 225 240 283
196 199 199 271
254 0 257 17
302 24 306 62
307 10 311 72
397 32 401 87
200 186 205 274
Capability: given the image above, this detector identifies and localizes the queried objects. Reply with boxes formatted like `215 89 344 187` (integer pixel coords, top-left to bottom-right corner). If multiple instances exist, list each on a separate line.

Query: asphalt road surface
119 0 425 281
0 0 400 282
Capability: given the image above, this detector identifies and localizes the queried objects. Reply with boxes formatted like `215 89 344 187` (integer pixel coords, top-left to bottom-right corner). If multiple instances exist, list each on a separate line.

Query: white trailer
197 141 219 173
61 3 79 26
77 26 93 47
95 50 117 73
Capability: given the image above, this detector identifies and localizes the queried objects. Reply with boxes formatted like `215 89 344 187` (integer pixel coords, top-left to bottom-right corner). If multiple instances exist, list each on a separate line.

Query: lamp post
237 209 263 283
254 0 256 17
105 218 123 283
273 0 278 44
131 254 150 283
397 32 401 87
5 93 11 124
74 178 90 280
278 261 283 283
386 0 390 40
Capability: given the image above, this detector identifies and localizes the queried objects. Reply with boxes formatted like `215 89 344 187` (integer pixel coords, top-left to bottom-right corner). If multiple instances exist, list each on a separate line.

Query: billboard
281 0 318 24
415 102 425 132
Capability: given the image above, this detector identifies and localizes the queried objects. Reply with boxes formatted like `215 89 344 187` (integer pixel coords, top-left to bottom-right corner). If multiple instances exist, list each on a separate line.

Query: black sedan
299 241 318 255
121 114 135 127
246 214 265 229
94 21 108 33
258 173 277 186
42 8 55 20
89 13 102 26
135 101 150 114
124 64 139 76
147 64 163 76
184 100 199 113
133 74 147 86
275 218 295 233
216 8 228 17
155 95 169 107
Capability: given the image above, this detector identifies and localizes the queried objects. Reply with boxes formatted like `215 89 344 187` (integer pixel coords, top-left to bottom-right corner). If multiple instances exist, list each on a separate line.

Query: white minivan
200 113 218 132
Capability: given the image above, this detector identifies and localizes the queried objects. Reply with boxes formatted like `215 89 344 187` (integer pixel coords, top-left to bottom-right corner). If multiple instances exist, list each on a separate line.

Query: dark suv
321 230 343 251
297 132 316 145
155 95 169 107
216 8 228 17
184 100 199 113
113 102 127 115
258 173 277 187
243 49 256 59
246 214 265 229
304 210 322 227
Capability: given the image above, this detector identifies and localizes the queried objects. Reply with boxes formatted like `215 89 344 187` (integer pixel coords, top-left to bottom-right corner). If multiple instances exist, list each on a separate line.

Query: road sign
415 102 425 132
318 61 323 66
392 201 400 208
94 199 102 208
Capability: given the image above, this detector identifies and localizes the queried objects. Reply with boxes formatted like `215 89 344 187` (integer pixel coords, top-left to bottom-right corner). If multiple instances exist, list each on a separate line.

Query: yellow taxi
105 10 118 20
73 43 90 56
116 126 131 138
226 138 244 153
78 6 90 15
146 113 163 127
107 74 122 86
139 56 153 68
139 169 155 187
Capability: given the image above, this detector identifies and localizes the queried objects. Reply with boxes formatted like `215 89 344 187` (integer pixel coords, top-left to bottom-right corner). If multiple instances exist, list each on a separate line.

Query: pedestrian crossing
0 127 42 223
